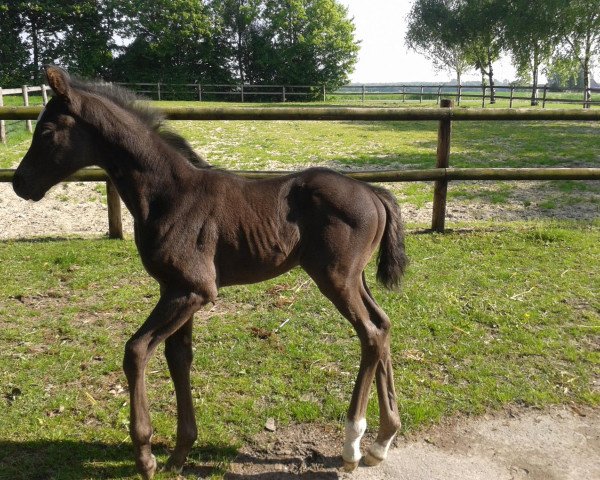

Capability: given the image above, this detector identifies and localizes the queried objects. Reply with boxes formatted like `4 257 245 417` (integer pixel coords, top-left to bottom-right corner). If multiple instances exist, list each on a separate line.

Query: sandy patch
225 406 600 479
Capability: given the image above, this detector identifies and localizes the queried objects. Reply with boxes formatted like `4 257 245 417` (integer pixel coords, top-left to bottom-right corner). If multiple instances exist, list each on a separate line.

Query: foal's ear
44 65 71 99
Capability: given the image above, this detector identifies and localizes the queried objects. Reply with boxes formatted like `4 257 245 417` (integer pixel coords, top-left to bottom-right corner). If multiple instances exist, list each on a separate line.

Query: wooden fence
0 85 49 143
111 82 600 108
117 82 321 103
334 84 600 108
1 103 599 238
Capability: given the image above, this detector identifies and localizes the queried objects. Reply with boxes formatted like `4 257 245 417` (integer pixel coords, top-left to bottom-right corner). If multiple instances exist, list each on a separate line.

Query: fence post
198 84 202 102
420 85 423 103
22 86 32 133
322 85 326 102
542 85 548 108
106 181 123 239
437 85 442 104
41 84 48 105
282 86 286 102
0 88 5 144
509 86 514 108
431 99 453 233
157 83 161 101
402 86 405 103
362 85 366 103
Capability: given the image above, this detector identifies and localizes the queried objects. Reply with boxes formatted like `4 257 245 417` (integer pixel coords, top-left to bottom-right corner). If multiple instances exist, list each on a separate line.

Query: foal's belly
216 249 301 287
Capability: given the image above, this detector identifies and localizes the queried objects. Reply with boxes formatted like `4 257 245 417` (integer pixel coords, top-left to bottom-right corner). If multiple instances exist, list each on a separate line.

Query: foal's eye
41 126 54 137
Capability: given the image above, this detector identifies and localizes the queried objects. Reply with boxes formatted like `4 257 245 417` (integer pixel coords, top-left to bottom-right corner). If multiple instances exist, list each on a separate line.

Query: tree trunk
531 57 539 106
456 70 462 103
582 54 591 109
488 62 496 104
30 15 40 82
236 30 245 84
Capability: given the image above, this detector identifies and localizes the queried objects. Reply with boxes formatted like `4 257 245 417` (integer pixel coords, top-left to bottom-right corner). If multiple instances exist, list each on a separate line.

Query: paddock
0 101 599 479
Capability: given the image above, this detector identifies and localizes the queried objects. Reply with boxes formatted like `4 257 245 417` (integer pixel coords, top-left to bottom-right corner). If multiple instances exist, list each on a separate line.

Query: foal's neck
81 95 194 222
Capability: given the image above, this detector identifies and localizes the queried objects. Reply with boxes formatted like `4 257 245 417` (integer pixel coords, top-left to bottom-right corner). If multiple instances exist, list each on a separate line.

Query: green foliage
111 0 226 83
405 0 472 83
0 3 29 85
553 0 600 98
1 0 358 89
503 0 562 98
405 0 505 100
259 0 359 88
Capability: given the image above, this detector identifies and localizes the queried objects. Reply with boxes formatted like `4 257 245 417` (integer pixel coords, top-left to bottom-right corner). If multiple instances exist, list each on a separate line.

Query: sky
341 0 519 84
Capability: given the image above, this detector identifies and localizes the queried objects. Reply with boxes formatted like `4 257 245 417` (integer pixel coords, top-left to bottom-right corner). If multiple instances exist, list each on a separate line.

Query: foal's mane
70 78 210 169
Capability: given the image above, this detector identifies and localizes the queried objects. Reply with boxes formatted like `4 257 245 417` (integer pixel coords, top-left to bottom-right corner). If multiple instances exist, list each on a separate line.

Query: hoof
364 451 384 467
139 454 157 480
343 460 360 472
162 456 184 474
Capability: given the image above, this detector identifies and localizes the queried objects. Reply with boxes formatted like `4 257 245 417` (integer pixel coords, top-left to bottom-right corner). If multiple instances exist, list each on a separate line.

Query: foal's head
13 66 97 201
13 65 208 201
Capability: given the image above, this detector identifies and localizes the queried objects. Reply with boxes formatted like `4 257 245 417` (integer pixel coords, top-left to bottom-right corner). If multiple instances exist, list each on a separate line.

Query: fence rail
3 105 600 121
1 105 599 237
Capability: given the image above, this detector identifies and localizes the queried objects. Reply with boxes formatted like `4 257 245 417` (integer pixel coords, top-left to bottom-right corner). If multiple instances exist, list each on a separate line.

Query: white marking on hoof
343 460 360 472
141 454 157 480
365 436 395 466
342 418 367 464
364 451 383 466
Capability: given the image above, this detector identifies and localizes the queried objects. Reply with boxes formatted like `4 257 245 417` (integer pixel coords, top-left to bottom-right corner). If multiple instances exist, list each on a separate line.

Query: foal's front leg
123 291 203 480
164 317 197 473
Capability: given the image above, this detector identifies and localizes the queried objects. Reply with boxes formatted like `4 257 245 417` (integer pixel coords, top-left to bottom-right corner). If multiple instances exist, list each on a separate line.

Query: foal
13 66 408 479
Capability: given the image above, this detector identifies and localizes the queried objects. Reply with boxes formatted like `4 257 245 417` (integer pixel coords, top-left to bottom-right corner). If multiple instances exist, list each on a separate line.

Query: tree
406 0 472 87
261 0 359 88
53 0 117 79
209 0 264 83
405 0 504 103
12 0 62 82
556 0 600 107
1 0 358 90
0 3 29 85
112 0 227 83
456 0 504 103
503 0 562 105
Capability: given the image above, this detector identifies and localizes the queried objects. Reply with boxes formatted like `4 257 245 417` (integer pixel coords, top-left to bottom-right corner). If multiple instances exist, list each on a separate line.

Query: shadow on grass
0 440 344 479
0 235 118 245
0 440 236 480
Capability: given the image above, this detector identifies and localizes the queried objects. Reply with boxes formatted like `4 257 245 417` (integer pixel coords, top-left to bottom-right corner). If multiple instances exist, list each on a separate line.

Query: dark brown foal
13 66 408 478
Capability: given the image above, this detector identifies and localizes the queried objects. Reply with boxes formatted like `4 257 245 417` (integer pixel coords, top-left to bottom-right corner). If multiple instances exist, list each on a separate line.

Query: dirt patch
225 406 600 479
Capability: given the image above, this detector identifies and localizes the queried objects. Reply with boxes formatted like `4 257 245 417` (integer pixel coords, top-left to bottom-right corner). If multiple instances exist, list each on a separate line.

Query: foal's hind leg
123 291 204 480
361 280 401 466
306 269 394 471
163 317 197 473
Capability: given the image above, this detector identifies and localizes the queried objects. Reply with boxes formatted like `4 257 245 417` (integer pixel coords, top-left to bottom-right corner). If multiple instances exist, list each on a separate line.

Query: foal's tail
371 186 409 290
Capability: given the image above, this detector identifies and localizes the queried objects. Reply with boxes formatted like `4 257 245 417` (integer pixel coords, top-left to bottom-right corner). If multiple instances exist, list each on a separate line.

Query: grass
0 222 599 479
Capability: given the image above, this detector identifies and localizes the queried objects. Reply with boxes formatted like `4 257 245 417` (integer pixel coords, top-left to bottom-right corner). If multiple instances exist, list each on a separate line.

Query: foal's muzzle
12 171 43 201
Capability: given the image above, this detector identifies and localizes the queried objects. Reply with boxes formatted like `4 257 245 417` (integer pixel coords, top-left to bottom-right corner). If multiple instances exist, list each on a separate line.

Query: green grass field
1 99 599 479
